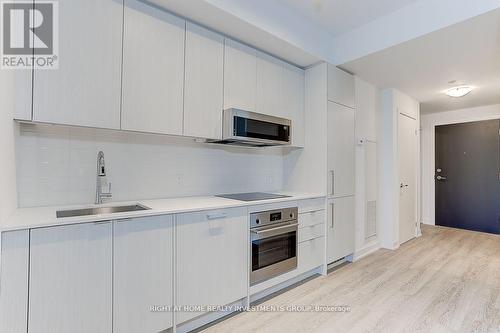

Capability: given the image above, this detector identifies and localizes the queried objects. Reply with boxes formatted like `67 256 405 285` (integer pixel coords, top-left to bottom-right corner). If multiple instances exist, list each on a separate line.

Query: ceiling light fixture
445 86 474 98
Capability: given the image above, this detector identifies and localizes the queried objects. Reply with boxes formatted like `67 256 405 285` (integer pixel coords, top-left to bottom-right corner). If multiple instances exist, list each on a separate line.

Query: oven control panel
250 207 298 228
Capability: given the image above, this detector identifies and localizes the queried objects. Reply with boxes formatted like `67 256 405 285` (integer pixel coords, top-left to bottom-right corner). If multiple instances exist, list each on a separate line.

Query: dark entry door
435 119 500 234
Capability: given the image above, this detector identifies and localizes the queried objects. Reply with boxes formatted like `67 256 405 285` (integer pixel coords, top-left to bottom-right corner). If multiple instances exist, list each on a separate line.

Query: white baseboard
176 299 246 333
352 240 381 261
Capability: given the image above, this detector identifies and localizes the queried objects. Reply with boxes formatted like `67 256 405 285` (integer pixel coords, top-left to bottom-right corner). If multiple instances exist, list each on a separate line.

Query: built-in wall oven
250 207 298 285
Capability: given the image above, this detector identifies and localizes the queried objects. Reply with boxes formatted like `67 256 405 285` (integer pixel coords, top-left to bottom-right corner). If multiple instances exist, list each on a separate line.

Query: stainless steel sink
56 204 150 218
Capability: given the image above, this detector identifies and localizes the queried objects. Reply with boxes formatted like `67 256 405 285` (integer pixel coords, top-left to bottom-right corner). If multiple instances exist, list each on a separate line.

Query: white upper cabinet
113 215 173 333
256 51 284 117
224 39 257 111
9 0 32 121
28 222 112 333
184 22 224 140
121 0 185 135
176 208 248 324
32 0 122 129
13 72 32 121
327 101 355 197
283 63 305 147
328 65 355 109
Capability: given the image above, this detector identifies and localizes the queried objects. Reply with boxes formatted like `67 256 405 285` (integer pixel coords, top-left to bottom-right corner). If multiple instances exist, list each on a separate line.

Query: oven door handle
251 223 298 239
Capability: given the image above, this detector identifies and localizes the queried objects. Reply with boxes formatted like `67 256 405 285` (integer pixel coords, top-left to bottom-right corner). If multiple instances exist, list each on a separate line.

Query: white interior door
398 113 417 244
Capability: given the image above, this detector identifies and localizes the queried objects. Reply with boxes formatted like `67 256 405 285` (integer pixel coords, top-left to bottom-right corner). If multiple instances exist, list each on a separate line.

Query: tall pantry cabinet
326 65 356 264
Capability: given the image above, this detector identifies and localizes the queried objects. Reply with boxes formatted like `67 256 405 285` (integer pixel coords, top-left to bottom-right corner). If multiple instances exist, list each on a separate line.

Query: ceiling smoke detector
445 86 474 98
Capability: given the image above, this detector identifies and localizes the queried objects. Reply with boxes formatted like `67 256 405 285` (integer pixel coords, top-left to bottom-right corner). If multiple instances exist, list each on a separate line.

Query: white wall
420 103 500 225
0 71 18 224
378 88 420 249
353 77 380 258
16 124 284 208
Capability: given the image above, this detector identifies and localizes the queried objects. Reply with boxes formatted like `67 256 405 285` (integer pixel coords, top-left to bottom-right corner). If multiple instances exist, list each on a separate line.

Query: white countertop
2 192 324 232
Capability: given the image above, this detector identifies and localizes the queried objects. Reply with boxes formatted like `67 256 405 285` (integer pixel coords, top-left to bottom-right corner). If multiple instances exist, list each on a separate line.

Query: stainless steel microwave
211 109 291 147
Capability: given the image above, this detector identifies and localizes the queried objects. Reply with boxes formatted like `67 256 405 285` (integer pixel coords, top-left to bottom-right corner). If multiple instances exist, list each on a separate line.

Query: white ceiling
342 8 500 113
276 0 418 37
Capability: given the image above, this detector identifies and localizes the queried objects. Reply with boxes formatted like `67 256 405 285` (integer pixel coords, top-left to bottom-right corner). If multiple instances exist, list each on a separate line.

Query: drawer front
299 223 324 243
298 236 324 273
299 209 325 228
298 198 325 213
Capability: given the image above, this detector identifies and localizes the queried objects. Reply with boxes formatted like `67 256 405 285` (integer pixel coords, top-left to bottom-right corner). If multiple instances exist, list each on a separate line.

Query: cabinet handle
330 203 335 229
207 212 228 220
330 170 335 196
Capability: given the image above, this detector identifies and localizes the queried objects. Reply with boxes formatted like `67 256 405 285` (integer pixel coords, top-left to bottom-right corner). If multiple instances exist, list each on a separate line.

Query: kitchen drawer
298 236 324 273
299 223 324 243
299 209 325 228
298 198 325 213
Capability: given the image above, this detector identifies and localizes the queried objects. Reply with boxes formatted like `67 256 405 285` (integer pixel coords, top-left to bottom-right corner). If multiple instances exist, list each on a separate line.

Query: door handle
400 183 409 188
436 175 447 181
207 212 228 220
330 203 335 229
330 170 335 196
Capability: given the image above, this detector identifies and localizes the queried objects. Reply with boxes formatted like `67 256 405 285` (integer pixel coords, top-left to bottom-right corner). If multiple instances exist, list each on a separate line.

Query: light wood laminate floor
202 225 500 333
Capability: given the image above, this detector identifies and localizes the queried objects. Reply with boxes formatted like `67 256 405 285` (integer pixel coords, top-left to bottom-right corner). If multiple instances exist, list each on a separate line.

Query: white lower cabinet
0 230 29 333
176 208 248 324
28 222 112 333
113 215 173 333
298 237 324 273
297 208 325 274
327 196 355 264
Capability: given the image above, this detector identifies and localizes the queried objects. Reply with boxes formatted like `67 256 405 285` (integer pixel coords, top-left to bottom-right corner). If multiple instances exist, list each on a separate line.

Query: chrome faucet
96 151 112 204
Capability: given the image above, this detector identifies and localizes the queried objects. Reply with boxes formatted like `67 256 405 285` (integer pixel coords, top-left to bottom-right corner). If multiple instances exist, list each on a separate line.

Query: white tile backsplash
16 124 284 207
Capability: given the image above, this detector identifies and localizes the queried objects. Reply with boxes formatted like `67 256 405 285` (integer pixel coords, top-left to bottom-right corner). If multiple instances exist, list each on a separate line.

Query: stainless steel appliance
210 109 291 147
250 207 298 285
217 192 291 202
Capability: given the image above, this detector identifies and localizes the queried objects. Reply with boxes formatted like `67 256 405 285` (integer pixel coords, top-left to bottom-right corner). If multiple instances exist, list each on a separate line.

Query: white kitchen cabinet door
184 22 224 140
283 63 305 147
224 39 257 111
327 196 355 264
256 51 284 117
32 0 122 129
7 0 32 121
176 208 248 323
121 0 185 135
298 236 324 273
327 65 355 109
114 215 173 333
28 222 112 333
13 72 32 121
0 230 29 333
327 101 355 197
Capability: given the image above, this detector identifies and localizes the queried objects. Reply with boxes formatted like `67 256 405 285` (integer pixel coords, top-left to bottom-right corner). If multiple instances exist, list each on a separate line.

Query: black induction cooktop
216 192 291 202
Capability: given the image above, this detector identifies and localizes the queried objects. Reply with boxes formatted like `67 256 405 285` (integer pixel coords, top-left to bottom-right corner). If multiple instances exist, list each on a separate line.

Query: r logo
1 1 58 69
